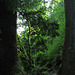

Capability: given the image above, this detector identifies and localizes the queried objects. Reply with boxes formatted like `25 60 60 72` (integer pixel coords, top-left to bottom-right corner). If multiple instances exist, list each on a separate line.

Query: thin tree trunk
62 0 75 75
28 20 31 66
0 2 17 75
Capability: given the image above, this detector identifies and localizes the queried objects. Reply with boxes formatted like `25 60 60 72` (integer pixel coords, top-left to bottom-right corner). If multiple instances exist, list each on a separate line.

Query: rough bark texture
0 1 17 75
62 0 75 75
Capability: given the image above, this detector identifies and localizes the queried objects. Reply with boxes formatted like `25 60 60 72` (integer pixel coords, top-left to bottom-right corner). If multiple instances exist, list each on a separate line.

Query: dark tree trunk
62 0 75 75
0 1 17 75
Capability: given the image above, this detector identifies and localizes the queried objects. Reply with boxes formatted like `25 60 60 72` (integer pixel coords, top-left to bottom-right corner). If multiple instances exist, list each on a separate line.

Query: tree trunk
62 0 75 75
28 20 31 67
0 1 17 75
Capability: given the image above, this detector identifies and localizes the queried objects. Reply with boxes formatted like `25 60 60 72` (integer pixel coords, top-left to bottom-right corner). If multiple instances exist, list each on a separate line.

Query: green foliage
46 36 63 70
2 0 65 74
33 51 47 66
16 0 65 74
17 34 30 72
46 0 65 71
5 0 42 13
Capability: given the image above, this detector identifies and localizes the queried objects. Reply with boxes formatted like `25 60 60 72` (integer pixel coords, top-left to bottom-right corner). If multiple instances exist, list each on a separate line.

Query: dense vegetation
1 0 75 75
16 0 65 75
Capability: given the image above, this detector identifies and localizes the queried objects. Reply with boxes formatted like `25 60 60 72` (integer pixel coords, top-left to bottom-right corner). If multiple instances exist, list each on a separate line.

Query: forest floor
49 70 58 75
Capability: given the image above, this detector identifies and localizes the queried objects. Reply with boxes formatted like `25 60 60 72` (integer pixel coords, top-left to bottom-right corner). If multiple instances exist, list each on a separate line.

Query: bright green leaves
56 0 61 3
56 0 64 3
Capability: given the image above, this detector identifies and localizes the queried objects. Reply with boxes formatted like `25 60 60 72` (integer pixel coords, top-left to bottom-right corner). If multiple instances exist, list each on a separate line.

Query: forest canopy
16 0 65 75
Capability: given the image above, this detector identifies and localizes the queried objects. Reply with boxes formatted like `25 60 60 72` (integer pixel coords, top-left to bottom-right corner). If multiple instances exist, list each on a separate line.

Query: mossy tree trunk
0 1 17 75
62 0 75 75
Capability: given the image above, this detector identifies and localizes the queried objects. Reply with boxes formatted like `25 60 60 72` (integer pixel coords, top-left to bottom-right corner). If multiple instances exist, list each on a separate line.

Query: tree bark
62 0 75 75
0 1 17 75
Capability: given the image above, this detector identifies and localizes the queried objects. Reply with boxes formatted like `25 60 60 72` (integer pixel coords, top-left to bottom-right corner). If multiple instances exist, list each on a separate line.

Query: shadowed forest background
0 0 75 75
